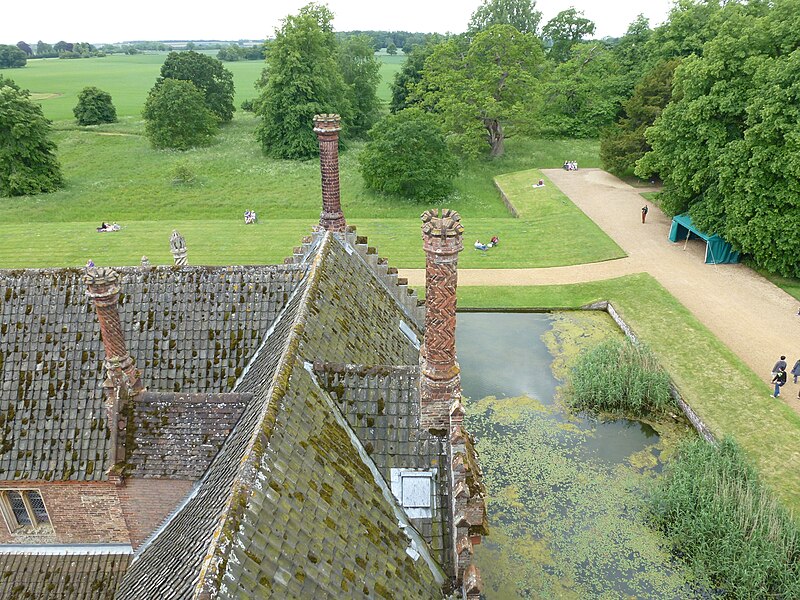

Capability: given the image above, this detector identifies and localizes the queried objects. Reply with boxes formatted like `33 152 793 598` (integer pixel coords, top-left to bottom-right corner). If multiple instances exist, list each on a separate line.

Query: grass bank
458 275 800 517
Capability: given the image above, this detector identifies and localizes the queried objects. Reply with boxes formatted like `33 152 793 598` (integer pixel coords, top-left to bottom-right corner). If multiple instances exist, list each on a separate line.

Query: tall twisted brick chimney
419 208 463 434
313 114 346 232
170 229 188 266
84 267 143 471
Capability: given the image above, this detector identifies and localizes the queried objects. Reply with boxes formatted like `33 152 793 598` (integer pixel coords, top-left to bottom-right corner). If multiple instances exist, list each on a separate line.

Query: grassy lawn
458 275 800 517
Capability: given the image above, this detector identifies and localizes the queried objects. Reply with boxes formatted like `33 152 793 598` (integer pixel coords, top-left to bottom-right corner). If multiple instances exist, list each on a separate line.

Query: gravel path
400 168 800 412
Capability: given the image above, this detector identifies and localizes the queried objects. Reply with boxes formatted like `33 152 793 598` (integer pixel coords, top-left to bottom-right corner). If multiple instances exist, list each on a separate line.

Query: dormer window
0 489 51 533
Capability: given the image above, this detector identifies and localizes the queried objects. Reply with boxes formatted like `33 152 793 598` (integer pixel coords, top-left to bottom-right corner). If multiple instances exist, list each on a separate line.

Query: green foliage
386 42 397 55
650 437 800 598
0 45 27 68
468 0 542 35
159 51 235 123
216 44 265 62
170 161 197 185
600 59 677 176
637 0 799 276
73 86 117 126
338 35 381 138
0 83 63 196
359 108 459 201
542 8 595 63
142 79 219 150
566 338 673 417
389 43 435 114
538 43 628 138
413 25 545 157
255 3 351 159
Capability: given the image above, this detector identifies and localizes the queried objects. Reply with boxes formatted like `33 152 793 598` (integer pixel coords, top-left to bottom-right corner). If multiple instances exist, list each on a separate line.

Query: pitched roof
0 551 130 599
0 265 306 481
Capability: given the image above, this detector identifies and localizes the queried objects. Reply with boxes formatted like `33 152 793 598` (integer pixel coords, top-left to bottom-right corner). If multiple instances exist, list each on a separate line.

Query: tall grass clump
650 437 800 598
567 338 673 416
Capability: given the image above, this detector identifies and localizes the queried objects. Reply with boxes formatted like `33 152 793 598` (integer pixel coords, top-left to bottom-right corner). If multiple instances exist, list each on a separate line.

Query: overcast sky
2 0 674 46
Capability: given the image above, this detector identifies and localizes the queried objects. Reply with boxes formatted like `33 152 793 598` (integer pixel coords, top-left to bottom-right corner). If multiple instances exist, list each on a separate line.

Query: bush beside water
567 339 674 416
650 437 800 598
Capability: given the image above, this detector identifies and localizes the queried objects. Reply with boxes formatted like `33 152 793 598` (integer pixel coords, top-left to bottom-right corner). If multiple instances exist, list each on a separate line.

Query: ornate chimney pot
170 230 188 265
313 113 346 232
419 208 463 434
141 255 150 268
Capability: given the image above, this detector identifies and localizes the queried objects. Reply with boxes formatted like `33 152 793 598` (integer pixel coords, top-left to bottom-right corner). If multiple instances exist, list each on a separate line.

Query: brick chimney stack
170 230 188 266
313 113 346 232
85 267 142 471
419 208 463 434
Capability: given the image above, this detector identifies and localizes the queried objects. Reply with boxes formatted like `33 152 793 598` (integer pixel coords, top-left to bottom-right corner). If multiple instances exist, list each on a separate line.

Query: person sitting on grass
474 240 488 251
490 236 499 246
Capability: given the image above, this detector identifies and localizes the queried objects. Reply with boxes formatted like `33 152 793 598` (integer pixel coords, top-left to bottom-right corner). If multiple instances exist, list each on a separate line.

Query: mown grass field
459 276 800 517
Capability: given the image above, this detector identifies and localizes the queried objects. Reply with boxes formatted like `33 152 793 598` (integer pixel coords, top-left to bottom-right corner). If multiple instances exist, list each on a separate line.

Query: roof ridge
193 231 333 598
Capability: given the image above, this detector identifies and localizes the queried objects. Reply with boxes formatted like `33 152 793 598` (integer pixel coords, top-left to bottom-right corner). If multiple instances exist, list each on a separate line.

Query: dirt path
399 168 800 412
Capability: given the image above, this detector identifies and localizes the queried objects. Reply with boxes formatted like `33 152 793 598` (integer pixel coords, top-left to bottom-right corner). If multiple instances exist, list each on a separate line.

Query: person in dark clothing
641 205 649 224
772 355 787 377
772 367 787 397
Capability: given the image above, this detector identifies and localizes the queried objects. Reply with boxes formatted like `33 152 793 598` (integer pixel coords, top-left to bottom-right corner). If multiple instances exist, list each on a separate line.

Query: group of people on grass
244 210 257 224
96 222 121 232
563 160 578 171
770 355 800 398
474 236 500 251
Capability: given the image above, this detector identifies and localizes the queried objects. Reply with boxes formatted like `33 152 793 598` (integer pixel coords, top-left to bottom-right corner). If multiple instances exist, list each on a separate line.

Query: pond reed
567 338 674 416
650 437 800 598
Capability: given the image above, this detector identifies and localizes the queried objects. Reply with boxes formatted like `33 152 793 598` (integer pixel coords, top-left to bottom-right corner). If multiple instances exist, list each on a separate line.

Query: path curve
400 168 800 412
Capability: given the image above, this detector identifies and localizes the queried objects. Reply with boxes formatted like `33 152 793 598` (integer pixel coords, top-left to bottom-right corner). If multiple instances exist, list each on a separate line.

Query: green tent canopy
668 213 740 264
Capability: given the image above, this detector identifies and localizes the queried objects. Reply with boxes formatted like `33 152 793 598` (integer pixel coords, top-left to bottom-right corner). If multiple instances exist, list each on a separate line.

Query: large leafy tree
255 3 351 159
0 78 63 196
338 35 381 138
637 0 799 276
389 42 436 114
73 86 117 126
538 43 627 138
542 8 595 63
158 51 235 123
0 45 27 68
359 108 459 201
142 79 219 150
468 0 542 35
412 25 545 157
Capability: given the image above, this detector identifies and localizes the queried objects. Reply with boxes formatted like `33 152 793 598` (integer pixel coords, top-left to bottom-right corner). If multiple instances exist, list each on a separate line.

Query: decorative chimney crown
170 230 188 265
84 267 121 307
421 208 464 238
313 113 342 134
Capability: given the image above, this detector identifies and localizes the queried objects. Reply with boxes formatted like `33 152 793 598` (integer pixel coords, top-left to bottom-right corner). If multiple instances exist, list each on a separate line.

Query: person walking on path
791 359 800 384
641 205 649 224
772 355 787 377
772 367 787 397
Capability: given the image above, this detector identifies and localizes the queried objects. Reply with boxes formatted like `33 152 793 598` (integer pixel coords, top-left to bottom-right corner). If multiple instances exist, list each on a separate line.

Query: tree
53 41 73 53
613 14 654 93
0 80 63 196
413 25 545 157
390 42 437 114
255 3 351 159
142 78 219 150
73 86 117 125
338 35 381 138
36 41 54 57
0 45 27 68
359 109 459 201
386 42 397 55
542 8 595 63
537 42 628 138
600 59 677 176
158 51 235 123
16 42 32 56
468 0 542 35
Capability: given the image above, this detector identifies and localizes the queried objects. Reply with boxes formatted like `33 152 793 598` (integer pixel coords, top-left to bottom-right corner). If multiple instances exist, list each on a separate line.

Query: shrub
358 108 459 202
650 437 800 598
143 79 218 150
73 86 117 125
171 162 196 185
0 82 63 196
567 338 673 416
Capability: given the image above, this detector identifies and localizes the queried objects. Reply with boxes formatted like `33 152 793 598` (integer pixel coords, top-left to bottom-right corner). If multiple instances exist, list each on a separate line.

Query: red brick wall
0 481 129 544
117 479 194 549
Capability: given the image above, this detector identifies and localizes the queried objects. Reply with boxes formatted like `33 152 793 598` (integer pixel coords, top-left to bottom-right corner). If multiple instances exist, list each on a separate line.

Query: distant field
5 52 402 122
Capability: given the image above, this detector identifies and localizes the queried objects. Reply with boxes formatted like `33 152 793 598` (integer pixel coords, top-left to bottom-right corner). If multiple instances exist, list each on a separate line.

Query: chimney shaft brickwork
420 208 463 433
170 230 188 266
313 114 346 232
85 267 142 470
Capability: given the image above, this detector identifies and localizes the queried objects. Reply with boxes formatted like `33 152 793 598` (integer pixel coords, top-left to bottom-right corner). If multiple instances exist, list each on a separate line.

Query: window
390 469 436 518
0 489 51 533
